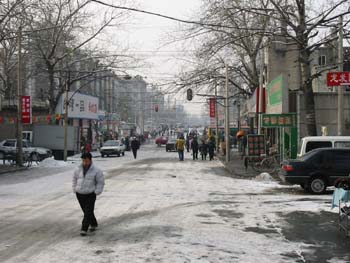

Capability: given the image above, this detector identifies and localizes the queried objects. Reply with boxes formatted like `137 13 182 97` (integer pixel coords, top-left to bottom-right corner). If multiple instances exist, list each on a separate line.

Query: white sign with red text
60 92 99 120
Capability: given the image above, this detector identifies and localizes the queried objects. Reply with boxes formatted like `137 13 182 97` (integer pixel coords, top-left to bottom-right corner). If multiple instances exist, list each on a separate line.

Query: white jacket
72 164 105 195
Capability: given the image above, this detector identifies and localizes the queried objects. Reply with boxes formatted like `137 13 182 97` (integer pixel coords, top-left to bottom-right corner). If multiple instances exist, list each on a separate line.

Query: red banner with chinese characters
21 96 32 124
209 98 216 118
327 72 350 86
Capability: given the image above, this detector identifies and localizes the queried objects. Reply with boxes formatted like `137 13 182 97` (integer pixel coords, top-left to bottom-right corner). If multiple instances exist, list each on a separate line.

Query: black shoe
80 230 88 236
90 226 97 232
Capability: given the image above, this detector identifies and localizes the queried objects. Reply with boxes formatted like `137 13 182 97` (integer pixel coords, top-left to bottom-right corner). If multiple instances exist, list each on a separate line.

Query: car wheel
117 153 120 157
308 176 327 194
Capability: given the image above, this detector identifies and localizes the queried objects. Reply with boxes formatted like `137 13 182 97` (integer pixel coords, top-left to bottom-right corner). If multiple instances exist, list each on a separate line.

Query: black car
166 139 177 152
280 148 350 194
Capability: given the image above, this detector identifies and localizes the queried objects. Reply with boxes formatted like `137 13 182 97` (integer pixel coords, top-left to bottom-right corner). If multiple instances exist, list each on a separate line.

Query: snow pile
254 172 274 182
37 157 72 168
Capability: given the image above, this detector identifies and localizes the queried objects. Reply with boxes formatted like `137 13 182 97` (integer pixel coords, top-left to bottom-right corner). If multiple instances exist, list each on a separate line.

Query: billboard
59 92 99 120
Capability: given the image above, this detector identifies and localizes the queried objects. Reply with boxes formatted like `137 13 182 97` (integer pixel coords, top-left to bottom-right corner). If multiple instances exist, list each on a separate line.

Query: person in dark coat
191 137 199 160
199 140 208 160
208 140 216 161
130 137 140 159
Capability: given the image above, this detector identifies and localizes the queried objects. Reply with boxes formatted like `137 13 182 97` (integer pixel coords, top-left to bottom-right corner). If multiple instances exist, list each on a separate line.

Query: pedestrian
199 140 208 160
191 136 199 160
72 152 105 236
208 140 216 161
175 135 186 161
131 137 140 159
185 135 190 153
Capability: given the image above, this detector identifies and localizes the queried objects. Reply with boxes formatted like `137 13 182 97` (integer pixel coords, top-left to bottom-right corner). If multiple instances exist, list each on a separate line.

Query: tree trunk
300 51 317 136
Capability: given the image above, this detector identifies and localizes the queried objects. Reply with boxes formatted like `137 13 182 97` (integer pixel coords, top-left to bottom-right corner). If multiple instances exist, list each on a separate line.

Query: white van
298 136 350 157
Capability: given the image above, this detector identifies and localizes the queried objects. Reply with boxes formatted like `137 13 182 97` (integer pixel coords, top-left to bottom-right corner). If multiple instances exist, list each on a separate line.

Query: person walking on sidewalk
176 135 186 161
191 136 199 160
199 140 208 160
72 152 105 236
208 140 216 161
131 137 140 159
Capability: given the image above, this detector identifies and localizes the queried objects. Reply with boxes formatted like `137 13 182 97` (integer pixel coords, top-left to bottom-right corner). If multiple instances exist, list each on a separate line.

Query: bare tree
25 0 131 113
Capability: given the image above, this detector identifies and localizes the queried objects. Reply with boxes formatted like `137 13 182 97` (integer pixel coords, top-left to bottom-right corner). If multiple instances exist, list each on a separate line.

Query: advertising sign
209 98 216 118
327 72 350 86
60 92 99 120
247 134 266 157
22 96 32 124
265 75 288 114
261 113 297 128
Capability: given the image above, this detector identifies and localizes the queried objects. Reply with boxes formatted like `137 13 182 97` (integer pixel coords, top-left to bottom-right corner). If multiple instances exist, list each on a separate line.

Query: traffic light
187 88 193 101
155 105 159 112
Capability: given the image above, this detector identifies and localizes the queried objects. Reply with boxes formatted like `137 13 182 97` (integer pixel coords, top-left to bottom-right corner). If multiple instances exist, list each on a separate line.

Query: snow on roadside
37 157 75 168
254 172 274 182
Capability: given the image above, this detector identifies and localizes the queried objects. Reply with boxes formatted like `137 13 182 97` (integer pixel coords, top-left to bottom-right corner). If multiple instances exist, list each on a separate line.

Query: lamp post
225 63 230 163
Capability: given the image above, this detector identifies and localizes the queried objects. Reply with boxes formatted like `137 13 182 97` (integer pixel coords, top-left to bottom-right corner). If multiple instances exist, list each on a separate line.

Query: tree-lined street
0 145 348 263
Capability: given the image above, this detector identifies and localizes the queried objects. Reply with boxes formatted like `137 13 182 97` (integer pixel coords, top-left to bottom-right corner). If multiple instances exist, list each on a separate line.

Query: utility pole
215 83 219 153
337 15 344 136
16 27 23 166
258 48 265 135
225 63 230 162
63 81 69 161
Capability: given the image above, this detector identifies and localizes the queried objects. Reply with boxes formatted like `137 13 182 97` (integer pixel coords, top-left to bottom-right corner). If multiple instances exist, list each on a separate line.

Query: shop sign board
266 75 288 114
327 72 350 86
21 96 32 124
209 98 216 117
261 113 297 127
247 134 266 157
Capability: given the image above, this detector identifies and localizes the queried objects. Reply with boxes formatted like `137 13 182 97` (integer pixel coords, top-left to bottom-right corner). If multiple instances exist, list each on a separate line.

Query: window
334 141 350 148
3 140 15 147
305 141 332 153
318 55 326 66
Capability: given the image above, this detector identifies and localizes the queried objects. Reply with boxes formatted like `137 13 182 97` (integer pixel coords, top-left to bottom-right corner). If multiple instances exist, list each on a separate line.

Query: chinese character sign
262 113 297 127
247 134 266 157
21 96 32 124
209 98 216 118
327 72 350 86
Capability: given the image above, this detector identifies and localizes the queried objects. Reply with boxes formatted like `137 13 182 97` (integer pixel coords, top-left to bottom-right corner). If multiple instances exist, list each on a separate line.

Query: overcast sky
115 0 205 115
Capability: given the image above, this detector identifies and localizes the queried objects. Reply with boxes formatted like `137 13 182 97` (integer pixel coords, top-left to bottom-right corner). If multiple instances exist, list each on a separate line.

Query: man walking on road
72 152 105 236
131 137 140 159
176 135 186 161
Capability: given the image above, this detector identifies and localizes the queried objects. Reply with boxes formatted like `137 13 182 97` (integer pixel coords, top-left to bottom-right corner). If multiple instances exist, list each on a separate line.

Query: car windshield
104 140 120 146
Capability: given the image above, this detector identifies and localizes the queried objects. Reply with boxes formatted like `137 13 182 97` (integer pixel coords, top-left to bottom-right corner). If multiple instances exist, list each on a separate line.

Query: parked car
155 136 168 146
280 148 350 194
100 140 125 157
166 139 177 152
0 139 52 162
298 136 350 157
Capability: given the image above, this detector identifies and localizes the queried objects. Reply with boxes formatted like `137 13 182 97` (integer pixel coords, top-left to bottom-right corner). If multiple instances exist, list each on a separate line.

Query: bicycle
250 153 281 174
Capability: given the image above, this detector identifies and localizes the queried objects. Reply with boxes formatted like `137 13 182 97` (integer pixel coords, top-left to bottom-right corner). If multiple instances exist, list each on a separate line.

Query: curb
0 166 28 175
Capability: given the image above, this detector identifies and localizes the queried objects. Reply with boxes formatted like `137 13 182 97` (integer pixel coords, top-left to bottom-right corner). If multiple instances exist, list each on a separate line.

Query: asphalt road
0 144 349 262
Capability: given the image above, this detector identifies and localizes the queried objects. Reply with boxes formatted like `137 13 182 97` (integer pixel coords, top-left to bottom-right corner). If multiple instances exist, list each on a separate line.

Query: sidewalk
217 148 260 178
0 164 28 175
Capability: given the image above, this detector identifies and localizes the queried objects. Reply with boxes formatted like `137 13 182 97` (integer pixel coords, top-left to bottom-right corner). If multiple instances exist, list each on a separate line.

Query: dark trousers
76 192 97 231
132 148 138 159
201 153 207 160
193 150 198 160
178 149 184 161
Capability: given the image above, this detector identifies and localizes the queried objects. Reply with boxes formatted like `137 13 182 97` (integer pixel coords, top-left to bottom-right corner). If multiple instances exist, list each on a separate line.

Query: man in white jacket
72 152 105 236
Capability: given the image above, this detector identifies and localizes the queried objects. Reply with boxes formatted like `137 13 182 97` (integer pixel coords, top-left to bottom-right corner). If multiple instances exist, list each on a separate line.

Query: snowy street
0 144 349 263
